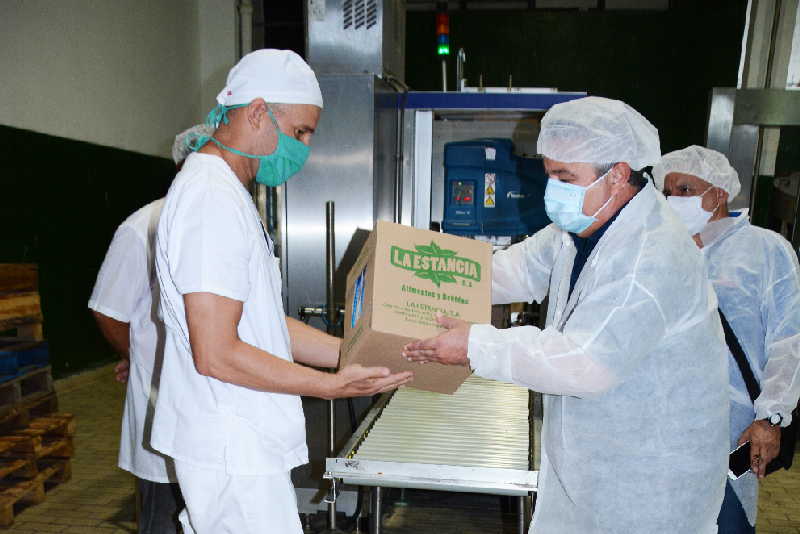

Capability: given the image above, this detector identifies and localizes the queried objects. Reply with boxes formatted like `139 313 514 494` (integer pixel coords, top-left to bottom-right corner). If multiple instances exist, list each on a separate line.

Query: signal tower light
436 12 450 56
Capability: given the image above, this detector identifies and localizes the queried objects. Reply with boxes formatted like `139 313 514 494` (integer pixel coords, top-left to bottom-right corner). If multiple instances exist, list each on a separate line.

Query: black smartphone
728 441 751 479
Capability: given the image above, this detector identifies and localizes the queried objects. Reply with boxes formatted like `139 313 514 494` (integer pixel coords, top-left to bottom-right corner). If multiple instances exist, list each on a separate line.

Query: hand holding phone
728 441 751 480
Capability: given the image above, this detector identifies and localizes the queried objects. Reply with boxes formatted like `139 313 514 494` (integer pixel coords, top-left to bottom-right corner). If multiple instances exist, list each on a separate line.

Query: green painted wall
0 125 174 377
406 3 747 153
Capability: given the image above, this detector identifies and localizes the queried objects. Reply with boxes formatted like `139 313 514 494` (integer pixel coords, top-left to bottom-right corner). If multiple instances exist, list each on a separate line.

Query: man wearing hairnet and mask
654 146 800 534
152 49 412 534
403 96 729 533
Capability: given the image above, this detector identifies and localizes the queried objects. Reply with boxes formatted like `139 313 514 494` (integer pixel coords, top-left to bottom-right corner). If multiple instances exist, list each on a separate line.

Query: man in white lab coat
404 97 729 533
89 124 213 533
151 49 412 534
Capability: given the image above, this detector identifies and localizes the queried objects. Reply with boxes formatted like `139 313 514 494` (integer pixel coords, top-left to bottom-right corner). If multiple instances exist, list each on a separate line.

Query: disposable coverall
468 182 730 533
702 211 800 526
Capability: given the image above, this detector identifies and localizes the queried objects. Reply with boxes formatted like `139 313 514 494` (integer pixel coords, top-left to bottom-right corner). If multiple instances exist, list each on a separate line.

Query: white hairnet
537 96 661 171
216 49 323 109
652 145 740 200
172 124 215 164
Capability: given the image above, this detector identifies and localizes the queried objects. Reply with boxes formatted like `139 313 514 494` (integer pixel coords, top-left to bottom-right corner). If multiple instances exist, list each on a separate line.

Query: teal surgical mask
544 169 614 234
190 104 310 187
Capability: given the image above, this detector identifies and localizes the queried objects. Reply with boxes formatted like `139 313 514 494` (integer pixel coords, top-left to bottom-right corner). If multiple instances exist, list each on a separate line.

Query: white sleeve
469 272 667 397
468 324 617 396
88 225 148 323
492 225 560 305
167 185 252 301
754 240 800 426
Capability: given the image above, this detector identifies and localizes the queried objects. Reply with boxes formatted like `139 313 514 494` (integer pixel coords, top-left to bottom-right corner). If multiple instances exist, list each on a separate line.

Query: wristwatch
764 413 783 427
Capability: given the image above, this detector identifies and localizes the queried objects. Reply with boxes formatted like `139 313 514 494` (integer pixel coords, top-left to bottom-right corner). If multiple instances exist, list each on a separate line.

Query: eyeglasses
663 184 707 197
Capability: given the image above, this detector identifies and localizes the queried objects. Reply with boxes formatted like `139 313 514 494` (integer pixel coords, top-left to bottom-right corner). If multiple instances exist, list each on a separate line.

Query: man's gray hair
172 124 216 165
593 163 615 177
593 162 649 189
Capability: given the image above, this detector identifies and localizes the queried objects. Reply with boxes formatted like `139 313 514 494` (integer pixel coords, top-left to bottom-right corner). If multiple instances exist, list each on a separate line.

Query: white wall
0 0 237 158
198 0 239 120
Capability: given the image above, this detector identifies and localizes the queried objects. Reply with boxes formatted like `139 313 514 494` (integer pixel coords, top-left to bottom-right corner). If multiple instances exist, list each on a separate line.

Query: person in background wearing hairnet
403 96 729 533
654 145 800 534
151 49 412 534
89 124 212 534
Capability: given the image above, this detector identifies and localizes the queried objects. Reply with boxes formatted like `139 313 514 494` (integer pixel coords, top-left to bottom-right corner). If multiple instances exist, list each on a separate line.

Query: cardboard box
341 221 492 394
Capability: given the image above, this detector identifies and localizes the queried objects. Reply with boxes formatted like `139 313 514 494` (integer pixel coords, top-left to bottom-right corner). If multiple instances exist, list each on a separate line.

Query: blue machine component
442 138 550 237
403 91 587 110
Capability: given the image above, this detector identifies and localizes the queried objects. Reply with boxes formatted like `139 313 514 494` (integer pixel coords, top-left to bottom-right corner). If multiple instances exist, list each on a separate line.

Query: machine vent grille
366 0 378 28
342 0 353 29
343 0 376 31
354 0 366 29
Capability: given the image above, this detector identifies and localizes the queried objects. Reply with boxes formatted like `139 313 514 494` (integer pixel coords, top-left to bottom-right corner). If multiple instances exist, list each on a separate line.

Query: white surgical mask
666 187 716 236
544 169 615 234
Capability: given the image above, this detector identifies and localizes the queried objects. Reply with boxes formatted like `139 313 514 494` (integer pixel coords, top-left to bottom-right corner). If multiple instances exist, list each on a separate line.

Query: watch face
769 414 782 426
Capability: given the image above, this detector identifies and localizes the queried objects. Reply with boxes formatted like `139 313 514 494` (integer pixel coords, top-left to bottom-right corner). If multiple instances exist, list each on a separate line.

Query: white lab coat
468 182 729 533
701 211 800 525
152 153 306 533
89 198 175 483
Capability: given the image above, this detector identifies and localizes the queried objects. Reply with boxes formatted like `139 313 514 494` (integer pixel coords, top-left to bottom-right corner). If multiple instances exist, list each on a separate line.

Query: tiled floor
5 363 800 533
759 464 800 534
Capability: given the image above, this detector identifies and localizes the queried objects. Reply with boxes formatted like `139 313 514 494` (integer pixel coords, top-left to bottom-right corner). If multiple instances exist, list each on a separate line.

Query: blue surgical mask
190 104 310 187
544 170 614 234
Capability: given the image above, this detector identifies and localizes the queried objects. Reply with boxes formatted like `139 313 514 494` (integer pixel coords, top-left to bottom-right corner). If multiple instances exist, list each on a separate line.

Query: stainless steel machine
280 90 586 524
280 2 406 520
264 1 587 529
706 88 800 247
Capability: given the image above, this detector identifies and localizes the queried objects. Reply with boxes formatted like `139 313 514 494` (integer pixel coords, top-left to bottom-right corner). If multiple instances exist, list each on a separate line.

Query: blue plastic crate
0 352 19 376
0 340 49 380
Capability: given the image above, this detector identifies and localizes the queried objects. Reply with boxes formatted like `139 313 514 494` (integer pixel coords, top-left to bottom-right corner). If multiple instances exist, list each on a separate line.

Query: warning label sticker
484 173 496 208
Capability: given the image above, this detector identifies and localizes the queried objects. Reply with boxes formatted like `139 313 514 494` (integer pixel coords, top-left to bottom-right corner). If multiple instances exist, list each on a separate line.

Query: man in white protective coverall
403 96 729 533
151 49 413 534
89 124 213 534
654 145 800 534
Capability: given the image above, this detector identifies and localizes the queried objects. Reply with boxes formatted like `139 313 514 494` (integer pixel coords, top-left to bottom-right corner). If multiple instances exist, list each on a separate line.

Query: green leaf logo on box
390 241 481 287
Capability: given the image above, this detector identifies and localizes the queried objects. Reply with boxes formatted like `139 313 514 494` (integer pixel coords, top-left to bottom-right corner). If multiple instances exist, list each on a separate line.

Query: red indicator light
436 13 450 34
464 196 472 202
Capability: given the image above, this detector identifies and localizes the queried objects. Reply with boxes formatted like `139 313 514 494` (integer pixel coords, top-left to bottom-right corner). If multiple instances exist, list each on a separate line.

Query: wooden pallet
0 393 58 435
0 416 75 462
0 264 43 341
0 459 71 527
0 366 53 417
0 414 75 528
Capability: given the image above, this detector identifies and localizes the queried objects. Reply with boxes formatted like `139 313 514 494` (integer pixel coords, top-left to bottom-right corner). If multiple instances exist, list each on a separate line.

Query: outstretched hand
402 313 471 367
325 364 413 399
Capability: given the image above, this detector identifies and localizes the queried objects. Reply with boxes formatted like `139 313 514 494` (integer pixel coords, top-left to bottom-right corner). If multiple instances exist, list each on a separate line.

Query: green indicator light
438 44 450 55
